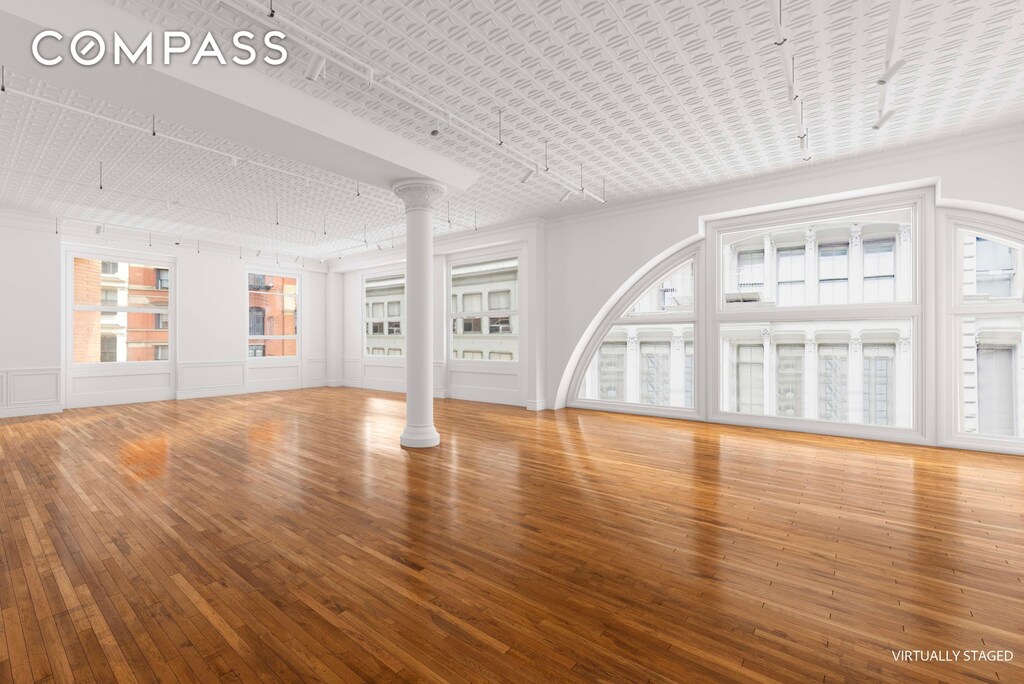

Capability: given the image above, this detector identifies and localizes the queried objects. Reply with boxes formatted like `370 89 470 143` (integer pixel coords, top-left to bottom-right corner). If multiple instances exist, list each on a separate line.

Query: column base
400 425 441 448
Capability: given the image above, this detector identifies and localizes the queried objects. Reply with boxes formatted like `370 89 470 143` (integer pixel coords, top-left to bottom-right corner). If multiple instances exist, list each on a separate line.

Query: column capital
850 224 863 247
850 337 862 353
392 178 447 212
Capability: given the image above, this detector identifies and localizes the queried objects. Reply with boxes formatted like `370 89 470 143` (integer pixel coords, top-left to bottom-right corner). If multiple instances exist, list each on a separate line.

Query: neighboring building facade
73 258 170 363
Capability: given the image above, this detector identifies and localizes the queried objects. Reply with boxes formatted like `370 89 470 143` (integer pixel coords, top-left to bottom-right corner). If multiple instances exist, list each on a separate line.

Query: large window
722 208 913 308
72 257 171 363
450 258 519 362
364 274 405 357
577 254 698 410
248 273 297 357
711 200 918 432
952 219 1024 442
719 322 912 427
579 326 695 408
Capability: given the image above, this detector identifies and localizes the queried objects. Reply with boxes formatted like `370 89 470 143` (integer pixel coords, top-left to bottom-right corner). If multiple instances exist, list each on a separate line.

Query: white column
625 332 640 404
804 228 818 306
393 178 446 448
896 336 913 428
804 339 818 420
849 225 863 304
762 328 773 415
896 224 913 301
763 234 776 303
848 337 863 424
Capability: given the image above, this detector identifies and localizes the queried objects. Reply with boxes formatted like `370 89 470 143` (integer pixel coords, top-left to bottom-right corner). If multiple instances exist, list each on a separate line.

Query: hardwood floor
0 388 1022 683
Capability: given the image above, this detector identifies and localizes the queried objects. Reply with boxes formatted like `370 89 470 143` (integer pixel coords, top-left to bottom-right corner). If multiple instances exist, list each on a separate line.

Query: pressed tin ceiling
1 0 1023 256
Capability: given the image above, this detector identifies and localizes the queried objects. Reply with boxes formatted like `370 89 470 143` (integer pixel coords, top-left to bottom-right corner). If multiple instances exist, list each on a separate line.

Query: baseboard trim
526 399 548 411
0 403 64 420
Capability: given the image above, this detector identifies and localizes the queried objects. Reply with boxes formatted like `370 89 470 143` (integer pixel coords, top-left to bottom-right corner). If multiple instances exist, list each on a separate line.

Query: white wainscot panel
0 368 63 418
177 362 246 399
304 357 327 387
341 357 363 387
72 372 172 395
362 359 405 393
447 362 524 406
9 369 61 406
248 362 301 392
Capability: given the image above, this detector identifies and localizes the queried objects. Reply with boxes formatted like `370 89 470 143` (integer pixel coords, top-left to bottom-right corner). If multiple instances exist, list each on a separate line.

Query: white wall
547 123 1024 407
0 212 62 417
0 214 329 415
332 220 545 408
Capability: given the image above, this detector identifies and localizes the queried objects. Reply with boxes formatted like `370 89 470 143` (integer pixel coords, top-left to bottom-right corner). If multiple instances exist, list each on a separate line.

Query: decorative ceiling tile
0 0 1021 257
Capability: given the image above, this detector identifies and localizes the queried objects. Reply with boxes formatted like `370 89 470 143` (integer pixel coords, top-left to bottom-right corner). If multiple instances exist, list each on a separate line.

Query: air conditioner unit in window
725 292 762 303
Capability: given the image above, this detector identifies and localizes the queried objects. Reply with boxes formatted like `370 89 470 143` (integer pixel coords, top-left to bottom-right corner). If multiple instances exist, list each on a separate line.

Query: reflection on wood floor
0 387 1021 682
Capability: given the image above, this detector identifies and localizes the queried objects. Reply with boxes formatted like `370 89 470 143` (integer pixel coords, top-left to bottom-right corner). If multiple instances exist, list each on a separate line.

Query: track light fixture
304 54 326 82
99 162 103 190
873 110 895 130
773 0 787 46
543 140 549 172
151 115 156 137
1 65 7 93
497 109 503 146
55 217 60 235
267 0 275 18
876 59 906 86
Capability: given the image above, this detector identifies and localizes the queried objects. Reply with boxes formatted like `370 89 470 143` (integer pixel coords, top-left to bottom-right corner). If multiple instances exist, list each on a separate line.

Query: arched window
942 208 1024 452
571 245 701 414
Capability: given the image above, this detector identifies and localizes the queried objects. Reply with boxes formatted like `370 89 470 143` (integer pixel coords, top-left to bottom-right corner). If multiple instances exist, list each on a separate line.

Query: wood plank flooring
0 387 1022 682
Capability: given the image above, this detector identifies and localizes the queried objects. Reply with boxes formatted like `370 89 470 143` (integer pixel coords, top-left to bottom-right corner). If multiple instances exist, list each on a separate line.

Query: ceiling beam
0 0 479 192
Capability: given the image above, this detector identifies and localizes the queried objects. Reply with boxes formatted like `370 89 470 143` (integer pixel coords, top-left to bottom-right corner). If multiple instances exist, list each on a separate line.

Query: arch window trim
567 242 704 420
566 185 937 444
939 208 1024 455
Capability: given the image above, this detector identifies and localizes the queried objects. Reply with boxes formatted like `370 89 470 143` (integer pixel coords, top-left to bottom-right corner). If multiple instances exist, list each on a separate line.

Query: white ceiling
1 0 1023 257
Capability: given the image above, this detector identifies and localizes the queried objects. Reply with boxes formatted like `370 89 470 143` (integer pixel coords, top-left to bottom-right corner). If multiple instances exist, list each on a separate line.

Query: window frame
362 271 406 359
246 270 300 361
568 242 703 418
68 251 176 368
447 252 521 365
941 209 1024 453
707 187 932 443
